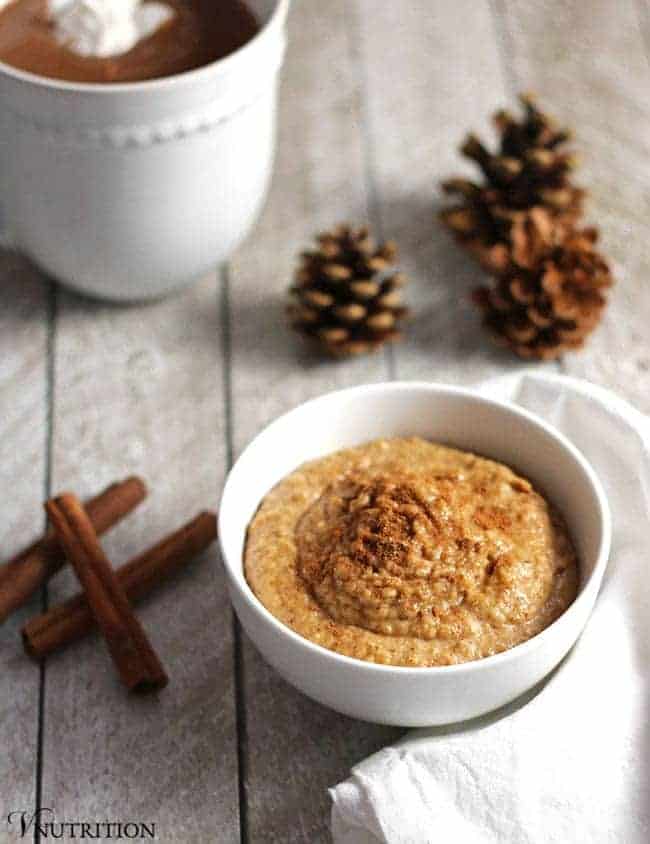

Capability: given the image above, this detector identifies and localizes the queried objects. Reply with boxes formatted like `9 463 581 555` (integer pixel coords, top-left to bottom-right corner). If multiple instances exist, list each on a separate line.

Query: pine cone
440 94 585 273
473 227 613 360
288 224 408 357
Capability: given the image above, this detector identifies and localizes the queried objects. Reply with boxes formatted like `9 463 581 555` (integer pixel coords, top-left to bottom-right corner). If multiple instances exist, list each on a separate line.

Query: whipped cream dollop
48 0 175 58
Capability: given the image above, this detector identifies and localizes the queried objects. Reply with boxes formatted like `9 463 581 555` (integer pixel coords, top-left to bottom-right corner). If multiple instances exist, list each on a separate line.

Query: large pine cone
288 224 408 357
440 94 585 273
473 227 613 360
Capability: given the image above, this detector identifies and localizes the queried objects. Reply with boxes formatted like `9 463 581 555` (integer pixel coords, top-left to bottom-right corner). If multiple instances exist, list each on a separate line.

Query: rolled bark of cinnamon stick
23 511 217 660
0 477 146 625
45 493 168 693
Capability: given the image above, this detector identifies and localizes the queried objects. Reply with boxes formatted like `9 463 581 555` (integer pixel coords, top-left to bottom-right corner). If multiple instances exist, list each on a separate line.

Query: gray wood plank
227 1 401 841
228 1 543 840
497 0 650 413
356 0 553 385
40 277 239 840
0 4 646 844
0 253 49 821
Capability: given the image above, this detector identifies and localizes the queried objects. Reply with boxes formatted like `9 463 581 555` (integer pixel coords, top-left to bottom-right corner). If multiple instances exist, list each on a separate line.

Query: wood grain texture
355 0 557 385
0 254 49 819
227 1 400 841
2 2 650 842
39 278 239 840
497 0 650 412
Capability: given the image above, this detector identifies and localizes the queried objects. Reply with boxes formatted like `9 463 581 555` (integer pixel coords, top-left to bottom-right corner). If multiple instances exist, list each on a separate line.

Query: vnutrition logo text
7 808 156 839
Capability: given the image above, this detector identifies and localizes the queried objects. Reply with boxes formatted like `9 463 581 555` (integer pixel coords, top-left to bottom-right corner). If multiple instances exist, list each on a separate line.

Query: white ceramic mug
0 0 289 301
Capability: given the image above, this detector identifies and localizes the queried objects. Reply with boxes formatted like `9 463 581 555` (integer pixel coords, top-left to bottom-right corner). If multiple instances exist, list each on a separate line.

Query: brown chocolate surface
0 0 259 83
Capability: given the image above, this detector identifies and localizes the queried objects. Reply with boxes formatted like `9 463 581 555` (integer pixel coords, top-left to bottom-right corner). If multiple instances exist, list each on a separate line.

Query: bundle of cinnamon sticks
0 476 217 693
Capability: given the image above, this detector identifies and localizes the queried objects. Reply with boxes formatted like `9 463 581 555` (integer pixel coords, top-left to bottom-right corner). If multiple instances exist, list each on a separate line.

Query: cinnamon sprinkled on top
245 438 579 666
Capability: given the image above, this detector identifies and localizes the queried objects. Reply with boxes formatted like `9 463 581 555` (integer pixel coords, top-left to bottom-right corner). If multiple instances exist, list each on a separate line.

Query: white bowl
219 382 611 727
0 0 289 301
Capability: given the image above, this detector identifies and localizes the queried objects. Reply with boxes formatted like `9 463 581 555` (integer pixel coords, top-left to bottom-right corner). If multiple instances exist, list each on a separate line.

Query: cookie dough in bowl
244 437 579 668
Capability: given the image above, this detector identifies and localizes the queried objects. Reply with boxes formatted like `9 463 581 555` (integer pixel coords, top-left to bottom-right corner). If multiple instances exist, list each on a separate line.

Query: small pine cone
288 224 408 357
473 228 614 360
439 93 585 272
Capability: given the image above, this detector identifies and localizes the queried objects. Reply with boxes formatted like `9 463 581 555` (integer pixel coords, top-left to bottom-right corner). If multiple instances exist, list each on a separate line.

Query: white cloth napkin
331 372 650 844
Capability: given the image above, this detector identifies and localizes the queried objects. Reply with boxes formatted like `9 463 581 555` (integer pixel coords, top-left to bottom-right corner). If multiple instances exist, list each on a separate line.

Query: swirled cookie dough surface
244 438 579 666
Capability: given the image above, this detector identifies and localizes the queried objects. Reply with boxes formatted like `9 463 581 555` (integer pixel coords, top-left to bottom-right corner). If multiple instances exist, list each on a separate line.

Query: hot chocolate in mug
0 0 289 301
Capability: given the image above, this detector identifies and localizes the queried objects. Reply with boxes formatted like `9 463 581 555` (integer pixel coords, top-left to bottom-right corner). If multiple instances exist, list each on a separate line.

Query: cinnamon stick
45 494 168 693
23 511 217 660
0 477 146 624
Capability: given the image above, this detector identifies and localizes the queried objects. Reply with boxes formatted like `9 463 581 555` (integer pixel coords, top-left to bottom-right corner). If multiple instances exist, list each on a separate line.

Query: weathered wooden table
2 1 649 841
